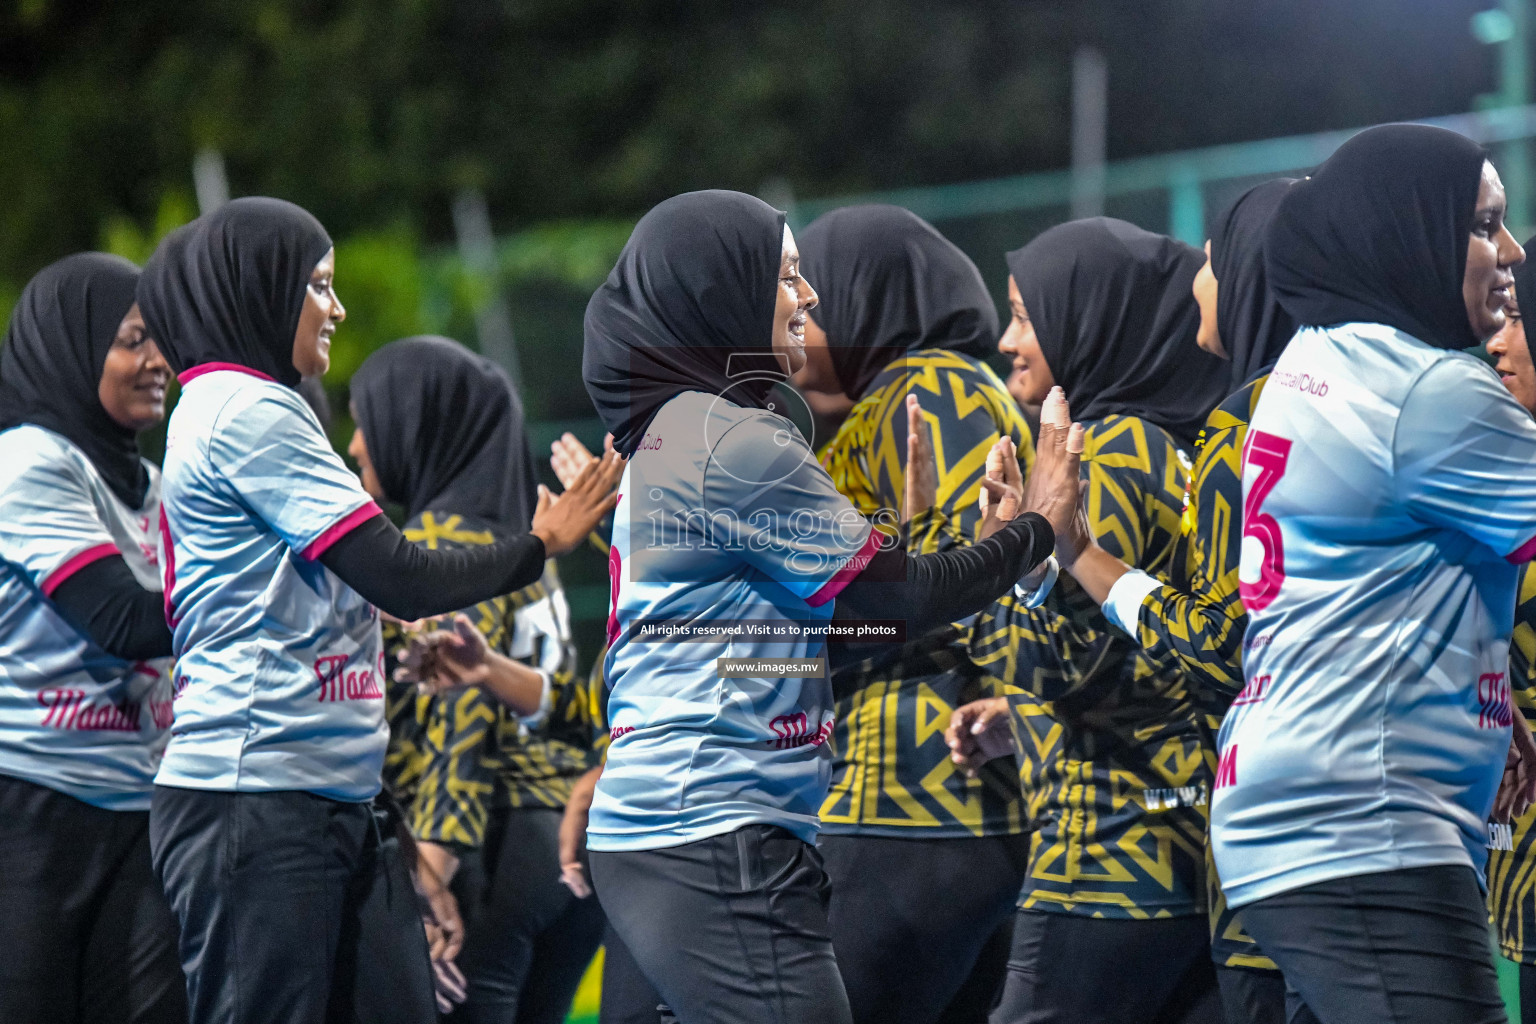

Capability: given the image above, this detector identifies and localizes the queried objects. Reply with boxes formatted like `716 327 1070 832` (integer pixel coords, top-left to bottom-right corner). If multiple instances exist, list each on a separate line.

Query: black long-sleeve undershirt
50 557 172 662
833 512 1053 639
318 514 546 621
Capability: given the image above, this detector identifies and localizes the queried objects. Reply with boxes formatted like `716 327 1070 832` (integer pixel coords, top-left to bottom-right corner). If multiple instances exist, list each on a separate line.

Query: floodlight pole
1476 0 1532 233
1504 0 1531 233
1070 46 1108 221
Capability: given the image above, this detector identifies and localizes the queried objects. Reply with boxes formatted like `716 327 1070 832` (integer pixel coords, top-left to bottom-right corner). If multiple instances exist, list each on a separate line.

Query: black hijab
351 336 538 535
798 204 997 399
138 197 333 388
1264 123 1488 351
1006 217 1230 447
583 190 787 456
1211 180 1299 387
0 252 148 508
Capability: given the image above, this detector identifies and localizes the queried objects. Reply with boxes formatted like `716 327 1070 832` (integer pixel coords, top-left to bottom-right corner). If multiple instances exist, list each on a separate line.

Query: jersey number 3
1240 429 1292 613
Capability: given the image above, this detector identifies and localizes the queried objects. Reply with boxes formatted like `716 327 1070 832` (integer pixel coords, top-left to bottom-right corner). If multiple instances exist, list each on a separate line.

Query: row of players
1 120 1531 1024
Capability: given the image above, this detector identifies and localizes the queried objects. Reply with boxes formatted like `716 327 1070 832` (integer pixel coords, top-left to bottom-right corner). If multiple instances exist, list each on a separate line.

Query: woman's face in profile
1488 291 1536 415
772 225 818 376
1463 161 1523 344
998 275 1054 407
293 249 346 377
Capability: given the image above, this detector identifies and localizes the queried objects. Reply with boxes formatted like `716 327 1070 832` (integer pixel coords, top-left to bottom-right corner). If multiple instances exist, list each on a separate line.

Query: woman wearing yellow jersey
793 205 1039 1024
947 218 1229 1024
1008 182 1299 1024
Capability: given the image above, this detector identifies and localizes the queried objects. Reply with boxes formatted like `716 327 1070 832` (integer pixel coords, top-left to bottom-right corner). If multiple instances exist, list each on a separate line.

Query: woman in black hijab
0 253 186 1024
580 190 1078 1024
792 205 1041 1024
138 197 621 1024
1025 183 1298 1024
1209 124 1532 1024
949 218 1230 1024
352 336 606 1024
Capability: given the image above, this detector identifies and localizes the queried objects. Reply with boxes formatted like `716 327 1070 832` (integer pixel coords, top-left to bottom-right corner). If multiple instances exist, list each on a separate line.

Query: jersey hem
587 815 820 851
1219 845 1474 909
151 771 381 803
0 768 152 811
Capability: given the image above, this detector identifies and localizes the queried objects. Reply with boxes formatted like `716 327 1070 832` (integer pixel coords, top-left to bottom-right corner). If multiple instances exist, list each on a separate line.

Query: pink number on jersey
607 543 622 646
1240 429 1293 613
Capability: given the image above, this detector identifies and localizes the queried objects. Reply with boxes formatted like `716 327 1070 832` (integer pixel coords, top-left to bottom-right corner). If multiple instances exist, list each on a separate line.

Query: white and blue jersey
1213 322 1536 908
0 425 173 811
588 390 879 851
157 365 386 802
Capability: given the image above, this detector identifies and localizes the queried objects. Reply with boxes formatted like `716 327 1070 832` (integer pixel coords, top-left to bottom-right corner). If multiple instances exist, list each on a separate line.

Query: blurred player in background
353 335 608 1024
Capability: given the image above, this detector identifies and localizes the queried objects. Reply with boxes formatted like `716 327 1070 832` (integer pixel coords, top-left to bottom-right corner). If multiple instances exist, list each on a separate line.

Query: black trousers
819 832 1028 1024
0 773 187 1024
590 825 853 1024
448 806 607 1024
1214 965 1290 1024
1240 865 1506 1024
1520 961 1536 1023
990 909 1221 1024
149 786 436 1024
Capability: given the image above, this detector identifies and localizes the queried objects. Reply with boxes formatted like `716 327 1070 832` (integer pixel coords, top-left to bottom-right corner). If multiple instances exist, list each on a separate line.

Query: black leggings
819 832 1028 1024
451 806 607 1024
150 786 436 1024
1240 865 1505 1024
990 909 1220 1024
590 825 852 1024
1214 964 1289 1024
0 774 186 1024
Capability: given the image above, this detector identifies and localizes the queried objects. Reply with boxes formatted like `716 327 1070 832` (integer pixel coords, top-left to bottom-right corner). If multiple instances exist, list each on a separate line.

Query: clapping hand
902 395 938 525
393 614 490 695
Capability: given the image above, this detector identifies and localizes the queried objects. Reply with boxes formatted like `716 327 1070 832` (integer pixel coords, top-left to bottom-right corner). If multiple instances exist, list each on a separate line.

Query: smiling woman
0 252 186 1024
97 303 171 432
292 248 345 377
1211 123 1536 1024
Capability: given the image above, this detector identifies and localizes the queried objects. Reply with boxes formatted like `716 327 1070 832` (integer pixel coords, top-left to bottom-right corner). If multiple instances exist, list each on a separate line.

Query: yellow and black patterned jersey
1135 377 1267 714
381 512 603 850
970 414 1214 919
1137 377 1277 965
1489 562 1536 964
817 349 1034 838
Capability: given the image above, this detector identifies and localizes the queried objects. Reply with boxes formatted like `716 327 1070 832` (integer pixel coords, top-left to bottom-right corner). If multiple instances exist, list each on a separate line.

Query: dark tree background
0 0 1499 291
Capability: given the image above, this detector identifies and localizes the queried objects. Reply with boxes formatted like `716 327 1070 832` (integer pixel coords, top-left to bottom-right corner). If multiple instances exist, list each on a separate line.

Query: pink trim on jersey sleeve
300 501 384 562
176 362 278 386
805 529 883 608
40 543 121 597
1508 532 1536 564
